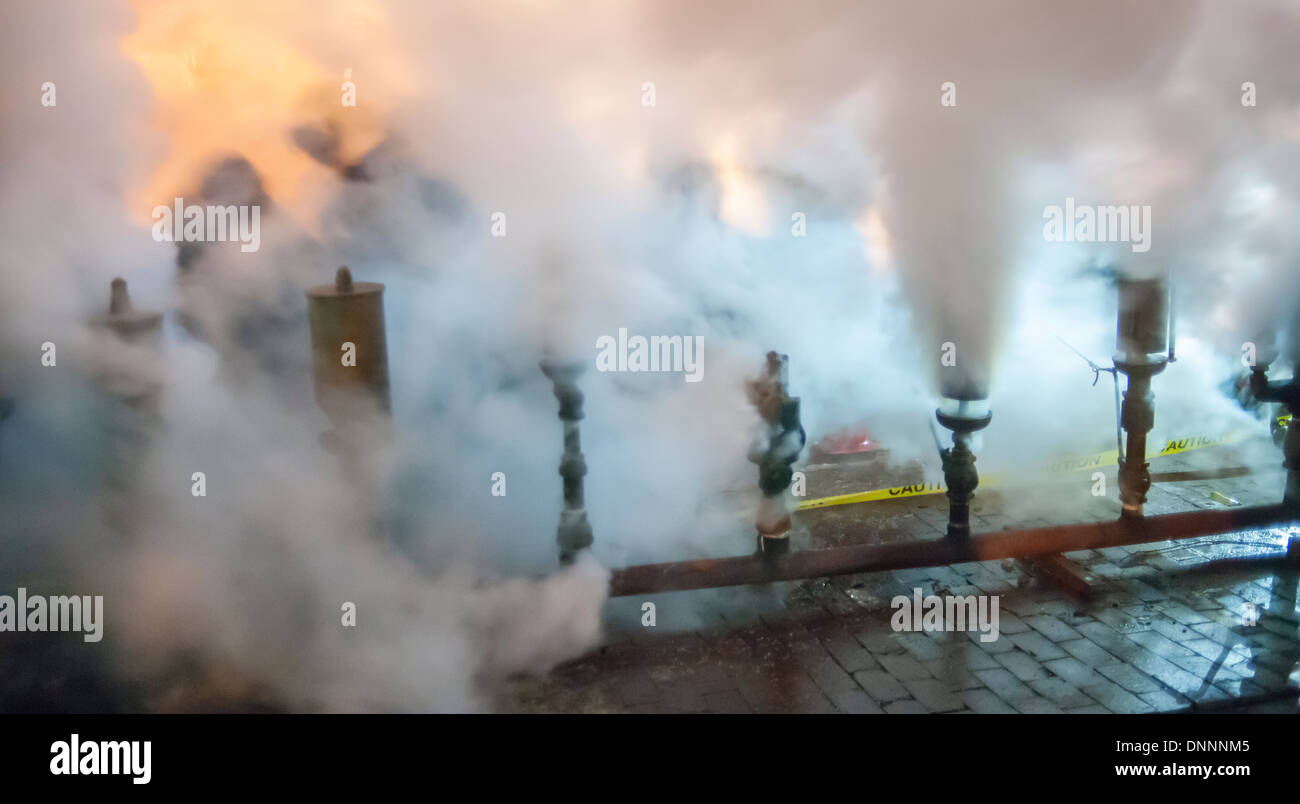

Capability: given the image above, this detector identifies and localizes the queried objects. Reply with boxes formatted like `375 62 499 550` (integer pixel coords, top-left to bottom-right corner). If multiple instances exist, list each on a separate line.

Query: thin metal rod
1111 369 1123 458
607 504 1292 597
1055 335 1123 456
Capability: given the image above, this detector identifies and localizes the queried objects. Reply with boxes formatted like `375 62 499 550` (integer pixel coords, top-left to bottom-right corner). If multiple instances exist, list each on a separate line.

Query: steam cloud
1 0 1298 710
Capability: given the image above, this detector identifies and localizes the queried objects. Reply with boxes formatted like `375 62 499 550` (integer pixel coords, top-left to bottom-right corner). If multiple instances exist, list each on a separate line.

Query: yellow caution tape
1040 450 1115 473
796 481 947 510
796 429 1254 512
1152 432 1248 457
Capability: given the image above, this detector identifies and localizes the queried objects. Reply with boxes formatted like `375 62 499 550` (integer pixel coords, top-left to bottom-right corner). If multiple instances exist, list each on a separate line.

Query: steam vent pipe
541 358 593 564
1248 351 1300 510
1114 276 1170 518
89 278 163 537
746 352 806 557
306 267 391 427
93 277 163 341
935 393 991 541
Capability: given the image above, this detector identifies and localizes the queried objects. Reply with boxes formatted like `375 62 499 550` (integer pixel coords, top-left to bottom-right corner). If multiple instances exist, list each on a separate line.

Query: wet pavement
499 436 1300 713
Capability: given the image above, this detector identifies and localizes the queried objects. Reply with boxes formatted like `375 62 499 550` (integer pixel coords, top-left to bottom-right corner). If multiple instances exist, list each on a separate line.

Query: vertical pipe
92 277 163 341
941 433 976 539
305 267 392 536
541 358 593 564
1118 371 1154 517
747 352 805 558
1281 414 1300 509
1248 359 1300 512
1113 276 1169 518
306 266 391 430
935 398 990 542
89 278 163 539
1167 282 1177 363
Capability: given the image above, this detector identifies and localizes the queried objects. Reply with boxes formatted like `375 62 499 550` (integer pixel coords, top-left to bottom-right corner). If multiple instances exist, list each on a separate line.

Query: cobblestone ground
499 436 1300 713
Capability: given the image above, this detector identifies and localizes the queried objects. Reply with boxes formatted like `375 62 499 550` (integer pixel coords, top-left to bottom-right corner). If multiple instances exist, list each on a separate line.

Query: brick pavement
499 438 1300 713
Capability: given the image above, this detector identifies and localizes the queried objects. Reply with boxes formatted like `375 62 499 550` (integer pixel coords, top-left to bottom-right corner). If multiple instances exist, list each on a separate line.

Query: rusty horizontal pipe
608 504 1294 597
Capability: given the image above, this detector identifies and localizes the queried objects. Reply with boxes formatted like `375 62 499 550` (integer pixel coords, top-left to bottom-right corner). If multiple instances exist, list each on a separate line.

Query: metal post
1113 276 1169 518
940 432 979 539
936 396 991 541
1249 362 1300 512
94 277 164 341
541 358 593 564
746 352 805 558
89 278 163 538
1117 367 1157 516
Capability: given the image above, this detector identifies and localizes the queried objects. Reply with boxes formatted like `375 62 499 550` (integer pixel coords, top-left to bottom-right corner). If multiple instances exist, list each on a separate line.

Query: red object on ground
814 427 878 456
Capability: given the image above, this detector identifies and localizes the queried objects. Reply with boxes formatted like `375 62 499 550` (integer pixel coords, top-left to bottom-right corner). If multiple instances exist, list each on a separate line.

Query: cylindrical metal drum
1115 276 1169 365
306 267 391 426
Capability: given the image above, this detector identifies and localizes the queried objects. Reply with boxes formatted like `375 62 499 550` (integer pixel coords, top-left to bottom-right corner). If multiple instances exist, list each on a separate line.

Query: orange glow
121 0 409 224
856 204 893 275
709 134 771 237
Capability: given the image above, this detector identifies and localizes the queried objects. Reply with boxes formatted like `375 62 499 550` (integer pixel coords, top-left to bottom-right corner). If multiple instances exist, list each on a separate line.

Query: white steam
2 0 1299 710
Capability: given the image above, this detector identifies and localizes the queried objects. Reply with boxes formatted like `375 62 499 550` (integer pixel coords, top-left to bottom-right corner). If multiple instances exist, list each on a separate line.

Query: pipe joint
1120 390 1155 433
